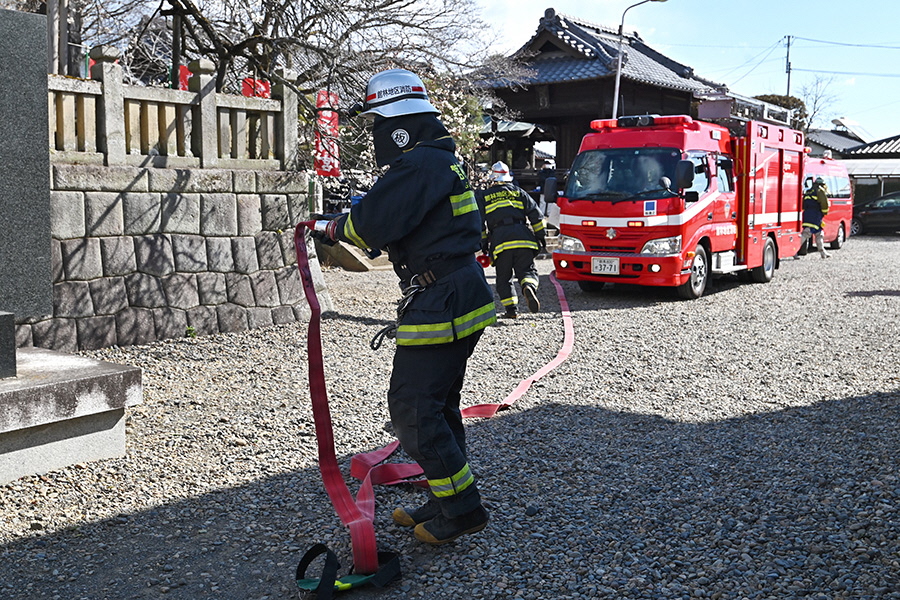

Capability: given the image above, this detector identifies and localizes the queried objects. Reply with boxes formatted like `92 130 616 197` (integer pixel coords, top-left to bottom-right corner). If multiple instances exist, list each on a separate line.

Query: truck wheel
676 245 708 300
751 237 777 283
578 280 605 293
829 224 846 250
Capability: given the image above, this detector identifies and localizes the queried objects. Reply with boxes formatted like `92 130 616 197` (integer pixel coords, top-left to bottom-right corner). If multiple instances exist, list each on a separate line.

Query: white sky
479 0 900 143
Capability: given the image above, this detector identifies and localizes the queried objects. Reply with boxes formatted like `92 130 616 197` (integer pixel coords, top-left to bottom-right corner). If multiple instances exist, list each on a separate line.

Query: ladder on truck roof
695 92 795 137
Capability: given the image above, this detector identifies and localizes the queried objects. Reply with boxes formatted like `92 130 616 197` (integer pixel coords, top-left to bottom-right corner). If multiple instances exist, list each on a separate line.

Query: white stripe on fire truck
559 192 721 228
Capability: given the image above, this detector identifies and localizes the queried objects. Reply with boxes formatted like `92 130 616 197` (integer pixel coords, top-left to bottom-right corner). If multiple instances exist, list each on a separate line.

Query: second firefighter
477 161 546 318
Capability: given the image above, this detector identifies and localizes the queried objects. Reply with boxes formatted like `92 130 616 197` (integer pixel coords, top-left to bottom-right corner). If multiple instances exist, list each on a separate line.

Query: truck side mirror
543 176 558 204
675 160 695 189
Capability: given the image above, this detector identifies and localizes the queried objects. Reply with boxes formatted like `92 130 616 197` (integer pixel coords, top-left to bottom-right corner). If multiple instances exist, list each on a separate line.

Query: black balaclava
372 113 452 167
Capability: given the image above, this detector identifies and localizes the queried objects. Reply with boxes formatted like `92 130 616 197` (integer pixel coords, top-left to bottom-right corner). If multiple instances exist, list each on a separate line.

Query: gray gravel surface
2 235 899 600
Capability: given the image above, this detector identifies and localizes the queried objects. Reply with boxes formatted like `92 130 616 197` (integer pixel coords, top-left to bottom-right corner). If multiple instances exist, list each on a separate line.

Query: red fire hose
293 222 574 592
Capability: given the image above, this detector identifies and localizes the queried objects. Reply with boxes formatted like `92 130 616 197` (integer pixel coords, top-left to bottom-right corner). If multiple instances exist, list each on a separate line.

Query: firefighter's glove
310 220 338 246
481 240 490 255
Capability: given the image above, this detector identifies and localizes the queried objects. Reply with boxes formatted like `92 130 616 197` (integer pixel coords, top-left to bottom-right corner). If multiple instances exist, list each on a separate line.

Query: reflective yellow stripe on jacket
494 239 539 254
450 190 478 217
453 302 496 339
484 197 525 214
428 463 474 498
395 302 496 346
341 214 368 249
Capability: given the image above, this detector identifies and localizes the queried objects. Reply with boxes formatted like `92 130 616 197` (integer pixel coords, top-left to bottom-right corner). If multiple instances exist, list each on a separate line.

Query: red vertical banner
241 78 271 98
179 65 191 91
315 90 341 178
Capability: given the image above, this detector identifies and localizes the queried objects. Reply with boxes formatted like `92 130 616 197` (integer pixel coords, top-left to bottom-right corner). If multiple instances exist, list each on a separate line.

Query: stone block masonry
16 164 331 351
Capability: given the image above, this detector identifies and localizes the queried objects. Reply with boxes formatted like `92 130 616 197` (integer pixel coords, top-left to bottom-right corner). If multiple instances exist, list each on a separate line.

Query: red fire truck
552 114 807 299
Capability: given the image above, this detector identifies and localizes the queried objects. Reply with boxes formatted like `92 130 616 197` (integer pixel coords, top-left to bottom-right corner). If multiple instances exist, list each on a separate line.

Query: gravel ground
2 235 899 600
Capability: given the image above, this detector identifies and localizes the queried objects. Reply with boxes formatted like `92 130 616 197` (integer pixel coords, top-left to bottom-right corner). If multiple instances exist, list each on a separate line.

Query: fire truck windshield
565 147 682 201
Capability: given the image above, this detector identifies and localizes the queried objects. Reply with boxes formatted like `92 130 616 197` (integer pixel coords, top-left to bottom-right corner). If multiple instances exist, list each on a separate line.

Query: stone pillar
0 9 53 352
189 59 219 168
90 45 127 166
273 68 299 170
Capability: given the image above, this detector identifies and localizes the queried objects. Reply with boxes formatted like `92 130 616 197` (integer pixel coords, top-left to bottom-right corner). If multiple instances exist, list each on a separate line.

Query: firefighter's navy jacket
477 183 546 260
332 137 497 346
802 184 830 231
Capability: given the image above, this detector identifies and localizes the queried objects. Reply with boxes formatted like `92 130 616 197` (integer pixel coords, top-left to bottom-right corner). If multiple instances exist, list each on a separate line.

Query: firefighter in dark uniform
477 161 546 319
797 176 831 259
312 69 496 544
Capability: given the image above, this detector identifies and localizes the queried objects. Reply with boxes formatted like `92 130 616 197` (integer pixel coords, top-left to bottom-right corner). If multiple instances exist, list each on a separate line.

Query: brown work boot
523 284 540 313
413 506 489 545
392 498 441 527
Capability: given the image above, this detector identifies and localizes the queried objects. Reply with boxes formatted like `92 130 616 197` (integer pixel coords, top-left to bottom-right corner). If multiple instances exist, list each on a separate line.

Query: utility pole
785 35 792 97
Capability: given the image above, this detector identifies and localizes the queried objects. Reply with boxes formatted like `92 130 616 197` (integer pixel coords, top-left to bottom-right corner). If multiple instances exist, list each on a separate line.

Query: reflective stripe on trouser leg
428 463 474 498
521 276 539 290
387 333 483 518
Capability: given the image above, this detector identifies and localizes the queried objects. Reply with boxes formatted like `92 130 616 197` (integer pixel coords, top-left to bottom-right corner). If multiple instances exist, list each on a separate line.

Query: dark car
851 191 900 235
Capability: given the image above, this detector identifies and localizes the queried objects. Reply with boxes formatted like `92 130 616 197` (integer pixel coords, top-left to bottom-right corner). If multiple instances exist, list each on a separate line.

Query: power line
790 36 900 50
793 68 900 78
728 38 784 86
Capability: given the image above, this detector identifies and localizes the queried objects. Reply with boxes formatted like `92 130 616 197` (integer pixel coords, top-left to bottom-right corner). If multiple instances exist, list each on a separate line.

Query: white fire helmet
359 69 439 119
490 161 513 182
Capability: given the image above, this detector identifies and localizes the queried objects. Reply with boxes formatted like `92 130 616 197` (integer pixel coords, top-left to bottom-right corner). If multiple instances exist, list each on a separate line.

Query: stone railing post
188 59 218 168
89 45 126 166
273 68 299 170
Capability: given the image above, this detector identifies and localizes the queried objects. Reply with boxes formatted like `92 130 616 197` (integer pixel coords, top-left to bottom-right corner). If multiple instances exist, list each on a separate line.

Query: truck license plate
591 257 620 275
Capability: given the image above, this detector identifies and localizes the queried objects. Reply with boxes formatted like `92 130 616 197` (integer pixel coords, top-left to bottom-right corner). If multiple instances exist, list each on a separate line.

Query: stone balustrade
15 45 329 353
48 47 298 171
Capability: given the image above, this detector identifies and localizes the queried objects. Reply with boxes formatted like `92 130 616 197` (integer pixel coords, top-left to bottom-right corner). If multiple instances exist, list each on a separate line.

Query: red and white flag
314 90 340 177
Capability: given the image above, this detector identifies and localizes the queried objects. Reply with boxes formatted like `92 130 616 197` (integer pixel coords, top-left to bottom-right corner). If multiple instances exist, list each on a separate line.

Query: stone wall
15 164 330 352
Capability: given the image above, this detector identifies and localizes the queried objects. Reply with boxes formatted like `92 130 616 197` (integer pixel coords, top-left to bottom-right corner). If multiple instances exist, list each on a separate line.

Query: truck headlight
640 235 682 255
557 235 585 253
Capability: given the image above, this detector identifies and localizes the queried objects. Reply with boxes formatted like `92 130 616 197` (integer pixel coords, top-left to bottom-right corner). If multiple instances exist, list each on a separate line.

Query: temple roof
495 8 721 95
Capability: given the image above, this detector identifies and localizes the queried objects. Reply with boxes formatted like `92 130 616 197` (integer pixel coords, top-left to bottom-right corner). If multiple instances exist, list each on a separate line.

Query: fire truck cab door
710 155 737 253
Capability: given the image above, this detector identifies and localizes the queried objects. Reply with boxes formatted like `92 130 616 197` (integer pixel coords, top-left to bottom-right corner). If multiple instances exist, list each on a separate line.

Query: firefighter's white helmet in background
358 69 440 119
490 161 514 182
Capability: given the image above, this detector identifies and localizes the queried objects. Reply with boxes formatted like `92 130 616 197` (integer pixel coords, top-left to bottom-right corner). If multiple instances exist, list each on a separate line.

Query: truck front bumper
552 250 690 287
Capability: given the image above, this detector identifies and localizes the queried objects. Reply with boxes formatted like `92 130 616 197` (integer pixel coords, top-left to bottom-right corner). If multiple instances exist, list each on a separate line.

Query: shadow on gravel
3 389 899 599
322 311 395 327
845 289 900 297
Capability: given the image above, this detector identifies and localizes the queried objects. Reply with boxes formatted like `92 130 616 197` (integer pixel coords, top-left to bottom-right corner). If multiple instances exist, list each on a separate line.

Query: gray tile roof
501 8 721 95
807 129 865 153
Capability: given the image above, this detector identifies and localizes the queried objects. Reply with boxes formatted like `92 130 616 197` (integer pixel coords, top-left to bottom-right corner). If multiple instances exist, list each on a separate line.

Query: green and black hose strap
296 544 401 597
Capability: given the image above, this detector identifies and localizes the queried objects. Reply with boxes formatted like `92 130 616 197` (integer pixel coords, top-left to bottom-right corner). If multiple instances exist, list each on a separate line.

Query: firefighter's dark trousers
494 248 539 309
388 331 484 518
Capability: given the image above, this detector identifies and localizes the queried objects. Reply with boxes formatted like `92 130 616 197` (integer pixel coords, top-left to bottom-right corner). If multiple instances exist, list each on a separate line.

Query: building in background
484 8 722 177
